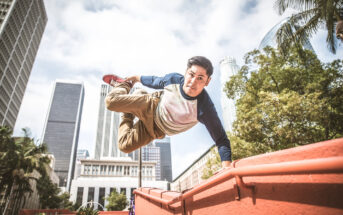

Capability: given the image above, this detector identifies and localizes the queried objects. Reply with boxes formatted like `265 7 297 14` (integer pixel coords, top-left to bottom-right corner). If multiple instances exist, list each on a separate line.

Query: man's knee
118 142 134 153
105 95 116 110
105 88 128 110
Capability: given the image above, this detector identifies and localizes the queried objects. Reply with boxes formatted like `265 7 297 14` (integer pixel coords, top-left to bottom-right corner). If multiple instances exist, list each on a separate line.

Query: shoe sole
102 74 126 85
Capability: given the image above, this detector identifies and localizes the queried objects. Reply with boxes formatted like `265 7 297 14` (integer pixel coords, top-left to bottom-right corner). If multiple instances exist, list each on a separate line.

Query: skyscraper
154 137 172 182
219 56 239 132
42 81 84 191
0 0 47 128
94 84 122 159
129 137 172 182
259 18 315 52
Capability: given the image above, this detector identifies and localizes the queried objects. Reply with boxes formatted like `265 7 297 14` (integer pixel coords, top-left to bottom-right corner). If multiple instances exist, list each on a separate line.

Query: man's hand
222 161 231 168
126 76 141 85
213 161 232 175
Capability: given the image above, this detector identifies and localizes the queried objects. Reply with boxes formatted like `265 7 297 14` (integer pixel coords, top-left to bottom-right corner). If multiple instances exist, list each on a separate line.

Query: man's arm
198 93 232 166
138 73 183 89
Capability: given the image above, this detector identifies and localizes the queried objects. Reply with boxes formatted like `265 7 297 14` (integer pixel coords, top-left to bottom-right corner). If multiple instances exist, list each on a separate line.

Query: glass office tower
42 81 84 191
129 137 172 182
259 18 314 52
94 84 122 159
0 0 47 128
154 137 172 182
219 56 239 132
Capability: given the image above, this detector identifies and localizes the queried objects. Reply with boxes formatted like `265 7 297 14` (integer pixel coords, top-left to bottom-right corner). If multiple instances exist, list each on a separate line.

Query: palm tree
0 126 50 215
274 0 343 54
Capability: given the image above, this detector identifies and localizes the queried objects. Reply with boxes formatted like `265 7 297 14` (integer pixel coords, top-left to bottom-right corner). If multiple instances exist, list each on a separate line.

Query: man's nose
190 77 196 85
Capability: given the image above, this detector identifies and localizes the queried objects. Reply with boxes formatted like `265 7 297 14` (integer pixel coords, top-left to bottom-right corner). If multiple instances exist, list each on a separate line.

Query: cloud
13 76 53 141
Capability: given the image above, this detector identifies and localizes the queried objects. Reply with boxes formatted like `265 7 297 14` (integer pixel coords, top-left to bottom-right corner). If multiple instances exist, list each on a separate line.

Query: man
104 56 231 167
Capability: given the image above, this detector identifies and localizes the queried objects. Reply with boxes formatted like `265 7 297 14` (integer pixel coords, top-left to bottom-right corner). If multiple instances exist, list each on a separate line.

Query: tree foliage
105 189 128 211
0 126 51 214
225 45 343 152
201 148 221 180
36 174 62 209
76 206 99 215
274 0 343 54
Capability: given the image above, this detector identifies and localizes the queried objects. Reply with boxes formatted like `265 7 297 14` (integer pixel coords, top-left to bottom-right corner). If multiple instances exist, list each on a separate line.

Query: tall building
219 56 239 132
42 81 84 191
94 84 122 159
154 137 172 182
0 0 47 128
259 18 314 52
129 137 172 182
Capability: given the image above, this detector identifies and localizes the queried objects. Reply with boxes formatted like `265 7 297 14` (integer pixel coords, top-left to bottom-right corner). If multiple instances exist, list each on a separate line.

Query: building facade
70 157 169 210
94 84 123 159
154 137 172 182
129 137 172 182
74 149 90 179
42 81 84 191
219 56 239 132
0 0 47 128
171 145 216 192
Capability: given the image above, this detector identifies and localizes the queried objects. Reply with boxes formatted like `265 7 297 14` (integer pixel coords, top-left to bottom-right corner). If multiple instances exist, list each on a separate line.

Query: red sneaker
102 74 132 87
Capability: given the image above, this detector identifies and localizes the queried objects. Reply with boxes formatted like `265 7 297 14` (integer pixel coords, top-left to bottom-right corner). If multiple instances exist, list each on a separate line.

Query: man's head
183 56 213 97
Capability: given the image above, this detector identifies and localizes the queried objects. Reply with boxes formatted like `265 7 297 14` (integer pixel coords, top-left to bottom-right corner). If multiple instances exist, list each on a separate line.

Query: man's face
182 65 211 97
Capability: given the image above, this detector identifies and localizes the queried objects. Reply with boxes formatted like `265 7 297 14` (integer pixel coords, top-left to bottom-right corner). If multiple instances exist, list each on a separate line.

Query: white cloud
14 76 53 141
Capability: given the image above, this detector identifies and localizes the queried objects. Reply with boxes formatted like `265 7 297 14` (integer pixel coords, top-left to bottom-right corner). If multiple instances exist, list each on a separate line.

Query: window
100 165 107 175
98 187 105 211
88 187 95 202
83 165 91 175
92 165 99 175
76 187 83 205
130 166 138 176
124 166 130 176
120 188 126 196
116 166 122 176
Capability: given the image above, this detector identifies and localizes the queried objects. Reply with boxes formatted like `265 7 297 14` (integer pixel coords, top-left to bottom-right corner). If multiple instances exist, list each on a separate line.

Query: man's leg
117 88 154 153
118 113 155 153
106 85 164 153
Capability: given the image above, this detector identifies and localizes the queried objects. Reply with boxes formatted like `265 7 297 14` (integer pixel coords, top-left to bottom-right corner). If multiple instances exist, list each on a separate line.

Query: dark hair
187 56 213 77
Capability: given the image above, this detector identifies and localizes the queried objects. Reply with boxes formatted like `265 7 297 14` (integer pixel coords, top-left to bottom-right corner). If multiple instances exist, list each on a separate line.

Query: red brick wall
135 138 343 215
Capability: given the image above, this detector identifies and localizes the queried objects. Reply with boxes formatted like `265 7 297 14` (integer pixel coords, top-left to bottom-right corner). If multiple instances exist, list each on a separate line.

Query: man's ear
205 77 211 86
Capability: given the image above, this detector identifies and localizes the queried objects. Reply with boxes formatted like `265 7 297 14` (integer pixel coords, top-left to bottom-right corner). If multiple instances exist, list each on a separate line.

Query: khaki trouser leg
105 84 165 153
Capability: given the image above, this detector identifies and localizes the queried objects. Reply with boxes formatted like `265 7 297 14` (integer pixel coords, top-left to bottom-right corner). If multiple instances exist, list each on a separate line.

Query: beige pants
105 82 165 153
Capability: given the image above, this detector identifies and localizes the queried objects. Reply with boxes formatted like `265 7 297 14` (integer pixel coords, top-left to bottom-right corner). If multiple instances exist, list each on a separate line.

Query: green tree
274 0 343 54
36 174 62 208
105 189 128 211
229 133 273 160
36 174 76 209
225 45 343 151
76 206 99 215
201 148 221 180
0 126 51 214
59 192 75 210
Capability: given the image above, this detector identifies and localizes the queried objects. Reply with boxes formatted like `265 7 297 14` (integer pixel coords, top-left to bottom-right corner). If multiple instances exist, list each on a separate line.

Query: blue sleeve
141 73 183 89
198 93 232 162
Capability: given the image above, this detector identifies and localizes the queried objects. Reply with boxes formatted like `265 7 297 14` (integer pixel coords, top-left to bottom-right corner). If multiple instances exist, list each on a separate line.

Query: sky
13 0 342 179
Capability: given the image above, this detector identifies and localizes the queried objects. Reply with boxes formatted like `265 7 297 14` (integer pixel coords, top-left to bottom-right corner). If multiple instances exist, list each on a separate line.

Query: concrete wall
135 138 343 215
